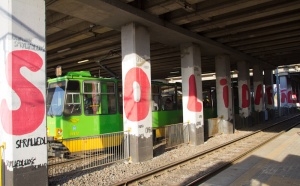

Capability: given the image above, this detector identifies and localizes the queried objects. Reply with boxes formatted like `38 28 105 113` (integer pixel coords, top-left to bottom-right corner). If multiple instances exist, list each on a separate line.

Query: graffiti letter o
124 67 150 121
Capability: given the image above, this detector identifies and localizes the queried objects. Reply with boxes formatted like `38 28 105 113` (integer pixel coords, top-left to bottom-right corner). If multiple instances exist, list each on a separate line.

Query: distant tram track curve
112 114 300 186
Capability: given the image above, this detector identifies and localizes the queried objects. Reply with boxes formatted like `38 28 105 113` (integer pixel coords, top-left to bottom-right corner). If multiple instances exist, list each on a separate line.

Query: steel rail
112 114 300 186
185 117 300 185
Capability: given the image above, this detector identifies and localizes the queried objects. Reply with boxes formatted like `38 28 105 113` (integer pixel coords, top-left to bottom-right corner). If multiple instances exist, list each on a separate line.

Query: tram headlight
56 128 63 136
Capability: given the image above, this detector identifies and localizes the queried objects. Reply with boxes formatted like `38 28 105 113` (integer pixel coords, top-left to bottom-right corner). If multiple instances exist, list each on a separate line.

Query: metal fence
48 123 190 177
48 131 129 177
165 123 188 148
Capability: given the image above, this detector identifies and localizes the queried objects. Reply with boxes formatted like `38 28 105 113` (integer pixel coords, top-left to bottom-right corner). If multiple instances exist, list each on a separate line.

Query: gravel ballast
49 117 289 186
49 130 254 185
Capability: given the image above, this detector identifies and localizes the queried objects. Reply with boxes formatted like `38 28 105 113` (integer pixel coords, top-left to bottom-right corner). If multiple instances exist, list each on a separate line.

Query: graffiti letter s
1 50 45 135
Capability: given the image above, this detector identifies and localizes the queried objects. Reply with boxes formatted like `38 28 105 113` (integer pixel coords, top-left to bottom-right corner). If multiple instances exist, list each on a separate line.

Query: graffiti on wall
123 67 150 121
265 85 273 106
1 50 45 135
241 84 250 108
187 74 202 112
6 157 36 169
16 137 46 149
254 84 263 106
281 89 295 104
220 78 229 108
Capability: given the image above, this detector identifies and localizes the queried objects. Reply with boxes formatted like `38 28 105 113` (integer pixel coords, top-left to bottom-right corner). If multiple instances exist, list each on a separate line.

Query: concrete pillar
253 64 265 123
264 69 275 120
215 55 233 134
121 23 152 162
0 1 47 186
181 43 204 145
237 61 252 128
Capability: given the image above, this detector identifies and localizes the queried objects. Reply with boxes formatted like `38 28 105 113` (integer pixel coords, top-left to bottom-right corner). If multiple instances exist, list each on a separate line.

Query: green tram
46 71 184 156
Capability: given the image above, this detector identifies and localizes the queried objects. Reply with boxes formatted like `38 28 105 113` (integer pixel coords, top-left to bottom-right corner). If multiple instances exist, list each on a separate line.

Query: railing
48 123 192 178
48 131 129 177
165 123 188 148
153 122 190 150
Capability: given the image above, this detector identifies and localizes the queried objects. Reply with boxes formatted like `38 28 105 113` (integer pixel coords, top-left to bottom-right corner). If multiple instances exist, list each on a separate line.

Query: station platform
200 124 300 186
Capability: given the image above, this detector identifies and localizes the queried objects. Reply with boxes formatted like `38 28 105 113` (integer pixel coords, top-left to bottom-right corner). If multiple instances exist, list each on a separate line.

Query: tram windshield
46 81 66 116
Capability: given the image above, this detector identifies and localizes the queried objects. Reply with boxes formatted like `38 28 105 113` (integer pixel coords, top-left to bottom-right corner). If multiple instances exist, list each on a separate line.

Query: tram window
46 81 66 116
64 81 81 115
152 85 160 94
83 81 116 115
163 97 174 110
118 81 123 113
152 84 160 111
67 80 80 92
65 93 80 104
83 81 101 115
64 93 81 115
101 82 116 114
83 82 100 93
176 84 182 109
152 95 160 111
161 85 175 110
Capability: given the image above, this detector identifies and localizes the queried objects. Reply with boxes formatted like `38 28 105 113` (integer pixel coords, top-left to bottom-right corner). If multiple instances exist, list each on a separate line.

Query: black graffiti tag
16 137 47 149
6 157 36 168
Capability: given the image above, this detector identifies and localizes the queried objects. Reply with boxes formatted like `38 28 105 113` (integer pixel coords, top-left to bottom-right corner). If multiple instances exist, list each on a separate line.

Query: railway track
112 114 300 186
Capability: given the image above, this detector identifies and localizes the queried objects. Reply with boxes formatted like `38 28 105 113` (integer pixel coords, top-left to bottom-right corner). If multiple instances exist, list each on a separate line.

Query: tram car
46 70 184 157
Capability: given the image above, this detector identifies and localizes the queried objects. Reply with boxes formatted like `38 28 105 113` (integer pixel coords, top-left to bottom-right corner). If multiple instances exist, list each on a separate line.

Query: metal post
0 142 6 186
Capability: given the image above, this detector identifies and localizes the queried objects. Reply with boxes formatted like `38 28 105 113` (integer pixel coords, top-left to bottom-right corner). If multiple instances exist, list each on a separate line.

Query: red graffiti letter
287 91 293 103
1 50 45 135
220 78 229 108
124 67 150 121
266 86 273 105
281 90 287 104
242 84 250 108
187 75 202 112
254 84 263 105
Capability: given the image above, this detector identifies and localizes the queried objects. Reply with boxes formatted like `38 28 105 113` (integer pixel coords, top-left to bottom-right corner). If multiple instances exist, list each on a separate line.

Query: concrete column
0 1 47 186
253 64 265 123
237 61 251 128
264 69 275 120
215 55 233 134
121 23 152 162
181 43 204 145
